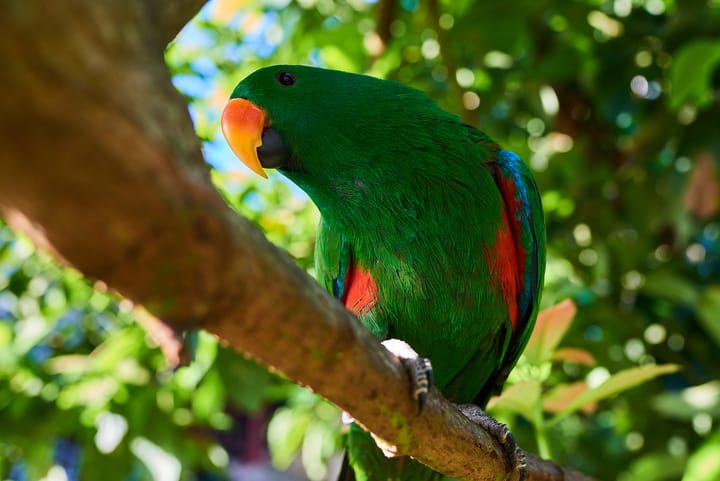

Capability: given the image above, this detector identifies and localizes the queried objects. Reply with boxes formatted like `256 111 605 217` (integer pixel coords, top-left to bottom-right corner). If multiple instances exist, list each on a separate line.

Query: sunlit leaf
57 377 119 409
543 382 595 414
682 427 720 481
487 379 541 421
267 406 313 469
669 39 720 109
0 322 12 347
89 326 147 372
192 368 226 420
552 348 596 366
302 420 340 481
524 299 577 365
652 381 720 420
553 364 681 420
619 452 686 481
114 358 151 385
44 354 90 375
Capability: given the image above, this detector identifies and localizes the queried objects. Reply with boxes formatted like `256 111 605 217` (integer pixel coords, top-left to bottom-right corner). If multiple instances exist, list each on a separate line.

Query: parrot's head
221 65 492 228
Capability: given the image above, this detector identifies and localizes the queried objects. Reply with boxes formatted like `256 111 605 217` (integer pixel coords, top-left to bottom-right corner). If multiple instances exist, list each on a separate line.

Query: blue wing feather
495 149 544 328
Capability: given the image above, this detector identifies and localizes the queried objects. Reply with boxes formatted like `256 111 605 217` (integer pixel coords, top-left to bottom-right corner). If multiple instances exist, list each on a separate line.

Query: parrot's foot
456 404 527 481
382 338 433 414
340 339 432 459
341 414 401 458
371 433 401 458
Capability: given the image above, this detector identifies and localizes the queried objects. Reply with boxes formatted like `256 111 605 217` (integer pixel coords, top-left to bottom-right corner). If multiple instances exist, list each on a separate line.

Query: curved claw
456 404 527 481
412 357 433 413
381 338 434 414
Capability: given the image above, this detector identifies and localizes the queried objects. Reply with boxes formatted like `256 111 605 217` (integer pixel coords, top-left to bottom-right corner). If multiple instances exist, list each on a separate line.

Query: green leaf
301 420 340 481
90 326 147 373
682 426 720 481
642 273 699 305
552 347 596 366
216 348 271 413
0 321 12 347
192 369 225 421
57 377 119 409
618 452 686 481
652 381 720 420
669 39 720 109
0 322 15 373
267 406 312 469
22 442 54 481
543 381 593 414
552 364 681 421
524 299 577 365
487 379 541 421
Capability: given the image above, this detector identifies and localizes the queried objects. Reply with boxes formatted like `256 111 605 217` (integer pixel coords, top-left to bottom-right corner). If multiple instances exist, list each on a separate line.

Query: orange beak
221 98 268 178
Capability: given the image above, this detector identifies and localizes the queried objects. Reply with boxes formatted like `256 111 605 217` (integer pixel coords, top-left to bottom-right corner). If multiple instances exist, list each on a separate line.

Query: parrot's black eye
276 71 296 87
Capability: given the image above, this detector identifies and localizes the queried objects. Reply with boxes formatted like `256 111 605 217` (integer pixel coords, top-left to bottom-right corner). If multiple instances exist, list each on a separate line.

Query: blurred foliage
3 0 720 480
490 299 680 461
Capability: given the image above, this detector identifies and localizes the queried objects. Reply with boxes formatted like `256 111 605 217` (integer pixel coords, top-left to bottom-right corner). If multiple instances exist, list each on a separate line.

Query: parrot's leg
356 339 433 459
381 338 434 413
456 404 527 481
341 413 399 458
342 339 433 458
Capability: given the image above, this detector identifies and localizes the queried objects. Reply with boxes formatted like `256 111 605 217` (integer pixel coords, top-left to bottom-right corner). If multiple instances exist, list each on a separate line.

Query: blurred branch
155 0 210 46
0 2 594 481
375 0 397 46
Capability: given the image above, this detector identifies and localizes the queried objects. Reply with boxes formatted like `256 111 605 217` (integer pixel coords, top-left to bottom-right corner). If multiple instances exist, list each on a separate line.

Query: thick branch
154 0 210 46
0 2 594 481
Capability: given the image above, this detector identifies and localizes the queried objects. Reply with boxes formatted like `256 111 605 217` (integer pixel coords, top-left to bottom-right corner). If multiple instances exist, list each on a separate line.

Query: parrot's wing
475 149 546 404
315 217 386 338
493 149 546 340
314 216 352 299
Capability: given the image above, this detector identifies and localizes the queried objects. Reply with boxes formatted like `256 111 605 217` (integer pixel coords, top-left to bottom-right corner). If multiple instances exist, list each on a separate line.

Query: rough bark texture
0 2 594 481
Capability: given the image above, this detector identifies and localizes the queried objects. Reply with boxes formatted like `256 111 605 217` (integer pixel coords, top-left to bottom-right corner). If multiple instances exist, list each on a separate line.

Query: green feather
230 65 546 481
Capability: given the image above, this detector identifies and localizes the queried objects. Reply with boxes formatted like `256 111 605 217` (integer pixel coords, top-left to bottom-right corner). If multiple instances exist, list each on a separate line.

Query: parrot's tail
340 424 445 481
336 452 356 481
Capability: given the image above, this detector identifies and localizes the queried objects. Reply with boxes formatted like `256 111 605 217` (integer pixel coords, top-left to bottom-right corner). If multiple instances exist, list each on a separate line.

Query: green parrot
221 65 545 481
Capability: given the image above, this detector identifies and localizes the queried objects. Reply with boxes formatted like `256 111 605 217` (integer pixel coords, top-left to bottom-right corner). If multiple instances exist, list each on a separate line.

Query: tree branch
0 2 594 480
154 0 210 46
